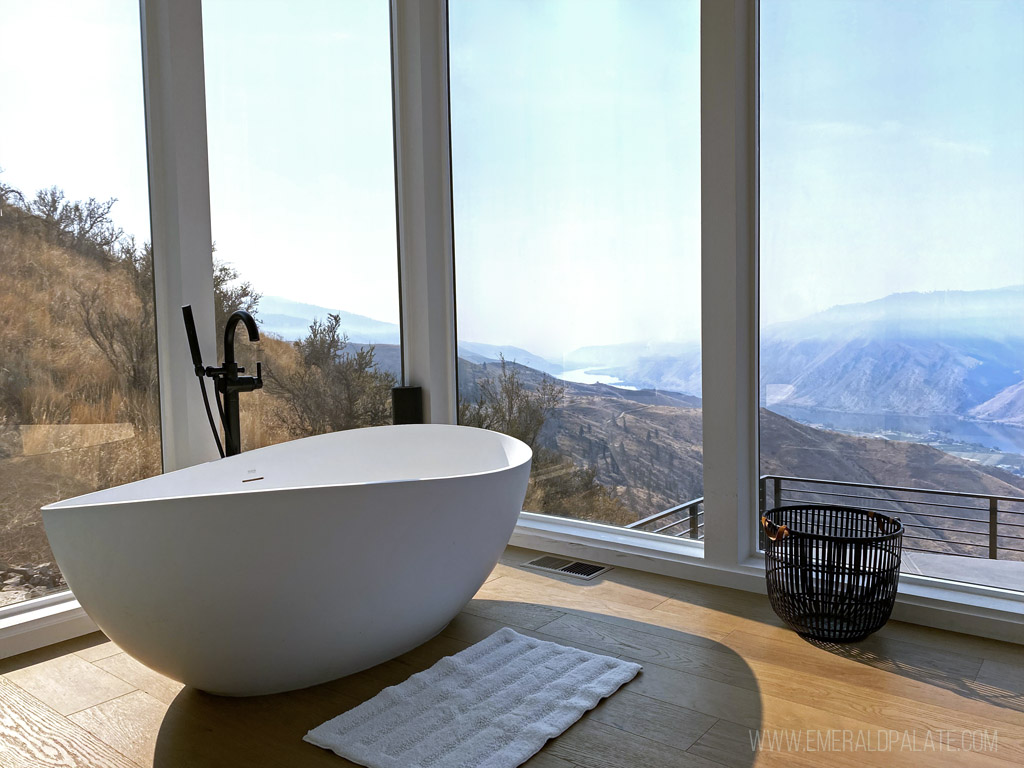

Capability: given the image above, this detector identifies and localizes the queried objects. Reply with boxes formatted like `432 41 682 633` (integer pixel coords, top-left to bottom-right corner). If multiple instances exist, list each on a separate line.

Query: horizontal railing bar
901 526 988 538
900 533 986 546
761 475 1024 504
778 497 1024 530
777 495 981 520
653 520 689 534
780 487 992 512
777 496 901 514
782 495 974 520
902 546 989 559
777 495 1007 525
900 510 1004 523
650 518 707 535
626 498 704 529
875 510 989 524
660 528 703 540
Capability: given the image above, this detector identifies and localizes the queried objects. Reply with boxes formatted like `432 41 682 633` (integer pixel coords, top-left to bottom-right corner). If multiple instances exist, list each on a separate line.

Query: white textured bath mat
304 627 642 768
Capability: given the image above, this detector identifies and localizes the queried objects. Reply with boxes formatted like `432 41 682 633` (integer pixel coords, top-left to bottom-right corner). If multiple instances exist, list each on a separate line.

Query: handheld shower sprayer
182 305 225 458
181 305 263 458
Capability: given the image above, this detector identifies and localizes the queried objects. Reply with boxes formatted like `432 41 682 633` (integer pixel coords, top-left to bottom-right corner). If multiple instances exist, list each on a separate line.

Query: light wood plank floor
1 547 1021 768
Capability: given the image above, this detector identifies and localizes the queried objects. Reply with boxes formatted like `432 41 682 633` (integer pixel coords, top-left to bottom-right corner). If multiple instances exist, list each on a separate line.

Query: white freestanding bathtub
41 424 531 696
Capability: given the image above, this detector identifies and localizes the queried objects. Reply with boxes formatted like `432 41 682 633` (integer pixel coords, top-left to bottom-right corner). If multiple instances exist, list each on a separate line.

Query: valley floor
1 547 1022 768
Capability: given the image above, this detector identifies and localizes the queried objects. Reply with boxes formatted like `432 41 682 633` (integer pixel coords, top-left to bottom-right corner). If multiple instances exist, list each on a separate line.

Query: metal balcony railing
625 476 1024 563
759 475 1024 561
626 497 705 540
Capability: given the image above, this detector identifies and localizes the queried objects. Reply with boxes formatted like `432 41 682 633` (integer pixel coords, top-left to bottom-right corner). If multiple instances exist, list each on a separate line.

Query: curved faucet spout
223 310 260 366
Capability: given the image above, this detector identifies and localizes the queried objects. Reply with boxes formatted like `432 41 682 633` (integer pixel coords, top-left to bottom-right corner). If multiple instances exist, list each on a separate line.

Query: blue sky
761 0 1024 329
0 0 1021 360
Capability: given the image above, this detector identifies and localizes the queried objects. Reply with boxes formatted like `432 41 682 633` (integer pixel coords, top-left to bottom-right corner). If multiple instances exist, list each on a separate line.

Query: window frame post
699 0 760 568
141 0 220 470
389 0 458 425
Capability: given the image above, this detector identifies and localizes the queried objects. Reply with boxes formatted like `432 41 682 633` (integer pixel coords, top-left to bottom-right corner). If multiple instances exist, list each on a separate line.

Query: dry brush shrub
0 188 161 574
459 357 631 525
0 227 149 428
264 315 396 437
237 337 298 451
524 451 633 526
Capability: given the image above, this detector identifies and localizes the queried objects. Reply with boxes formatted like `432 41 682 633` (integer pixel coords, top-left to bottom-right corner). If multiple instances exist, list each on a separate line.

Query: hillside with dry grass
461 355 1024 564
0 182 396 606
0 185 161 605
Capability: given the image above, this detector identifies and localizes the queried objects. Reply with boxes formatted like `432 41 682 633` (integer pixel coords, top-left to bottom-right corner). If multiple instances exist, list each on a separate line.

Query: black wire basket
761 505 904 642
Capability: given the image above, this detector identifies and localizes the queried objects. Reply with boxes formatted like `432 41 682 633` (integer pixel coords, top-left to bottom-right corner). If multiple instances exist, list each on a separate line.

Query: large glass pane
450 0 703 537
760 0 1024 590
203 0 399 451
0 0 160 606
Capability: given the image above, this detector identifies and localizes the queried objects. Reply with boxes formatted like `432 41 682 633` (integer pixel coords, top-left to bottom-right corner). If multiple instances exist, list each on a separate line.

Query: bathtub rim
41 424 532 513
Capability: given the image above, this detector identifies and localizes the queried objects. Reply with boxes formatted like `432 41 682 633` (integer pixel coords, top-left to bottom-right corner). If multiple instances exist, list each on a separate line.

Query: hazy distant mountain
260 295 562 373
562 341 687 370
258 296 401 345
765 286 1024 342
458 342 561 376
760 287 1024 417
600 343 702 397
574 287 1024 419
970 379 1024 426
263 286 1024 424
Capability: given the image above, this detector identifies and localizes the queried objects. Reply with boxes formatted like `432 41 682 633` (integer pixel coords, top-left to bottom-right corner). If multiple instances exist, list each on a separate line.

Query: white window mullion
700 0 760 568
390 0 458 424
140 0 220 470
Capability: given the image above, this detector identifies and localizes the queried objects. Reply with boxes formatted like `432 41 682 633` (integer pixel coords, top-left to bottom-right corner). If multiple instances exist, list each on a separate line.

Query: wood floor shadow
0 631 112 674
805 637 1024 715
152 599 763 768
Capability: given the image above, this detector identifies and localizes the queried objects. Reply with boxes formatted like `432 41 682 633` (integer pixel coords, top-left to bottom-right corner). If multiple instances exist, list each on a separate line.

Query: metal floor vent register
522 556 612 581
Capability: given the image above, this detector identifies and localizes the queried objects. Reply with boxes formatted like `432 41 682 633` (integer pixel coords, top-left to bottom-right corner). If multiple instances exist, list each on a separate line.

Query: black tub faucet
218 311 264 456
181 306 264 458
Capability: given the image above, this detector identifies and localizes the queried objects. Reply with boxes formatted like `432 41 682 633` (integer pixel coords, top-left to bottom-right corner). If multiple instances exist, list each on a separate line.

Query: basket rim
763 503 905 542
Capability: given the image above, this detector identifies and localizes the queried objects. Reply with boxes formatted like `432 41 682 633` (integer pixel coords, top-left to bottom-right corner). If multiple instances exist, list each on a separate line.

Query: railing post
689 505 699 540
773 477 782 511
989 498 999 560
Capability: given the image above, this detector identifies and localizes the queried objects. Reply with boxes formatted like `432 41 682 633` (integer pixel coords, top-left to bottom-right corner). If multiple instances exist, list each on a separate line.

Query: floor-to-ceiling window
449 0 703 538
759 0 1024 590
202 0 400 452
0 0 161 606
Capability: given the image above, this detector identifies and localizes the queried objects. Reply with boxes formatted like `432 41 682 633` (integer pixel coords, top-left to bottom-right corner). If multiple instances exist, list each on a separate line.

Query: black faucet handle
255 361 264 389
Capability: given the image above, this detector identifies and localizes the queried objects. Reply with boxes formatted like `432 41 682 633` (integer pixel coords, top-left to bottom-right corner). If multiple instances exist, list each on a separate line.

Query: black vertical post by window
989 498 999 559
392 386 424 425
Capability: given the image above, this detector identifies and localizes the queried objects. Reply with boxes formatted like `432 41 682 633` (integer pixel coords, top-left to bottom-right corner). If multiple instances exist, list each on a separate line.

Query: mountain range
259 296 562 375
458 357 1024 549
588 287 1024 427
258 296 401 345
264 286 1024 429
